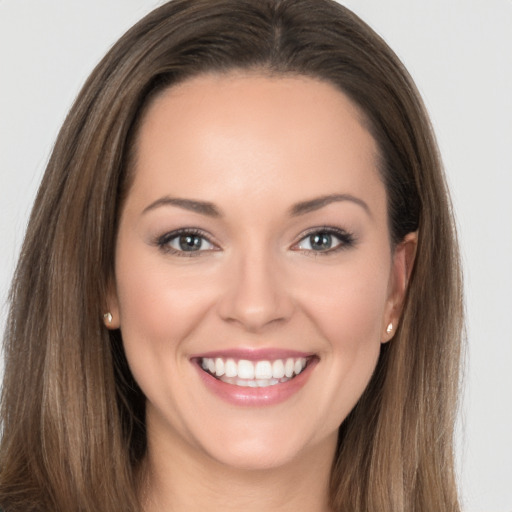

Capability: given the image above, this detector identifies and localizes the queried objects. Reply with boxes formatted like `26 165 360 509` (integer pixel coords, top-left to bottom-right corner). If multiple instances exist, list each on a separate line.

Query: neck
140 424 336 512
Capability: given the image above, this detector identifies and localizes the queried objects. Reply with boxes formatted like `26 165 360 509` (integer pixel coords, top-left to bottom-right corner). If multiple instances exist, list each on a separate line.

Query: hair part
0 1 463 511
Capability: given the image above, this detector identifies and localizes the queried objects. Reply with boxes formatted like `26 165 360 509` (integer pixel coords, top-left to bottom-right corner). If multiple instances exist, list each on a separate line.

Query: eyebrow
288 194 371 217
142 196 222 217
142 193 371 218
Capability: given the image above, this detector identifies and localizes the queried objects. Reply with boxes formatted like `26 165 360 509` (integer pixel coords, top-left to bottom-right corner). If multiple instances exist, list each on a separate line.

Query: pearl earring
386 322 393 335
103 312 113 324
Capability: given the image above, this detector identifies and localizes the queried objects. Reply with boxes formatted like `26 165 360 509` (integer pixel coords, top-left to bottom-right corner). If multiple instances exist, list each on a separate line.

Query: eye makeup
152 224 357 258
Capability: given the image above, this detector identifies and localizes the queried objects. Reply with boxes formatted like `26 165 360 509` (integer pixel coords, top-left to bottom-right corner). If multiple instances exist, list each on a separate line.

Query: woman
0 0 463 511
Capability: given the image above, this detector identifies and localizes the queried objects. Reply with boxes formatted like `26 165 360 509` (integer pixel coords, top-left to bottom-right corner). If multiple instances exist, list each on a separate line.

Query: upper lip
190 348 315 361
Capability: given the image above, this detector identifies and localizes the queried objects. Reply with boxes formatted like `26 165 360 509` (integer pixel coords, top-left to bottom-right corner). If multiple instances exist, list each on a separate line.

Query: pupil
310 233 332 250
179 235 202 251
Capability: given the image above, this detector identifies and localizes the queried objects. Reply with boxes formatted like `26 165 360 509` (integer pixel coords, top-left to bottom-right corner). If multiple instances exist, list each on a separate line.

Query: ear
381 231 418 343
103 278 121 330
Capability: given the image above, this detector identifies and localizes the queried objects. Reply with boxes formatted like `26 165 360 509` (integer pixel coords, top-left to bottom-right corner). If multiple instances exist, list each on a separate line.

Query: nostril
216 255 295 330
218 289 293 331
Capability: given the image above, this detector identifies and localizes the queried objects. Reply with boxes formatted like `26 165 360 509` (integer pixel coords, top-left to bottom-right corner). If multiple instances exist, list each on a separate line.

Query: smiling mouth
198 356 312 388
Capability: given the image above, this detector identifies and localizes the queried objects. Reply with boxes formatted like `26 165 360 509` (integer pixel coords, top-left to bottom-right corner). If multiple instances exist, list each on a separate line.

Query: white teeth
294 358 307 375
220 376 282 387
215 358 225 377
200 355 311 387
284 358 294 378
272 359 285 379
225 358 237 378
237 360 255 379
255 360 272 379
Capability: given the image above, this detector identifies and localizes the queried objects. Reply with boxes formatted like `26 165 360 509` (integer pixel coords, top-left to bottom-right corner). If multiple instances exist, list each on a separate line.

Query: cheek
298 256 391 349
294 260 389 428
115 245 216 348
113 245 219 413
297 253 390 384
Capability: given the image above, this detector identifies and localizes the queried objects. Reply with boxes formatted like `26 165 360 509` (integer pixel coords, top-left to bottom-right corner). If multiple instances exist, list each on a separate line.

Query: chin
204 439 308 472
192 419 337 473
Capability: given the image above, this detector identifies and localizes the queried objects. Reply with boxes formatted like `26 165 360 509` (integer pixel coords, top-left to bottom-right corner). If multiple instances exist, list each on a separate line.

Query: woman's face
109 73 413 470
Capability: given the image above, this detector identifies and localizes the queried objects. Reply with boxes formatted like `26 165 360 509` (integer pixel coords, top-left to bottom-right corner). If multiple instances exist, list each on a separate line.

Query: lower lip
193 358 318 407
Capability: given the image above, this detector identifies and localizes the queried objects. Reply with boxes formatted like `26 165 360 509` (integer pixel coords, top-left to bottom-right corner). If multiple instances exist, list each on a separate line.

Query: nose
217 250 294 332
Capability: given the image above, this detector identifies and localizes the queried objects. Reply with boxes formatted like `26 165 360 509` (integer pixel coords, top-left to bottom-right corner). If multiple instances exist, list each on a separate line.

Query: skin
107 73 416 512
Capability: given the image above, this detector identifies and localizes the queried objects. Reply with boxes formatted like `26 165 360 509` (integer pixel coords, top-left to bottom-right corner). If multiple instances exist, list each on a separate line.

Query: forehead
128 72 384 218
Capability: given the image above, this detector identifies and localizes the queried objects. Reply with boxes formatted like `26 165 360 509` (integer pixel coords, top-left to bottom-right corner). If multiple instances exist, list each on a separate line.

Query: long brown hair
0 1 463 510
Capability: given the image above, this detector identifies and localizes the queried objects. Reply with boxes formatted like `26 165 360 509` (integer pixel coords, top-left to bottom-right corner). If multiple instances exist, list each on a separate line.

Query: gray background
1 1 511 511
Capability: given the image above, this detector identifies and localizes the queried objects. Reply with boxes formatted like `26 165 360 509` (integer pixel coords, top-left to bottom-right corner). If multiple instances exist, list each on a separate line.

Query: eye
157 229 216 255
294 228 355 254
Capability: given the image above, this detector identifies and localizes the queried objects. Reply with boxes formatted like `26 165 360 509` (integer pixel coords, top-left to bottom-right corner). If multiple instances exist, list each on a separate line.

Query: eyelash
155 226 356 257
155 228 216 257
292 226 356 256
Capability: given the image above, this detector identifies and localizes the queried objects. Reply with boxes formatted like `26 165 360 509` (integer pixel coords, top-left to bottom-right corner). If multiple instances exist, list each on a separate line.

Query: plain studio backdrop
0 1 511 511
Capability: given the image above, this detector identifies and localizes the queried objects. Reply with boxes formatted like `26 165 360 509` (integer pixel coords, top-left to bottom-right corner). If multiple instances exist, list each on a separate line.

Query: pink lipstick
191 349 318 406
